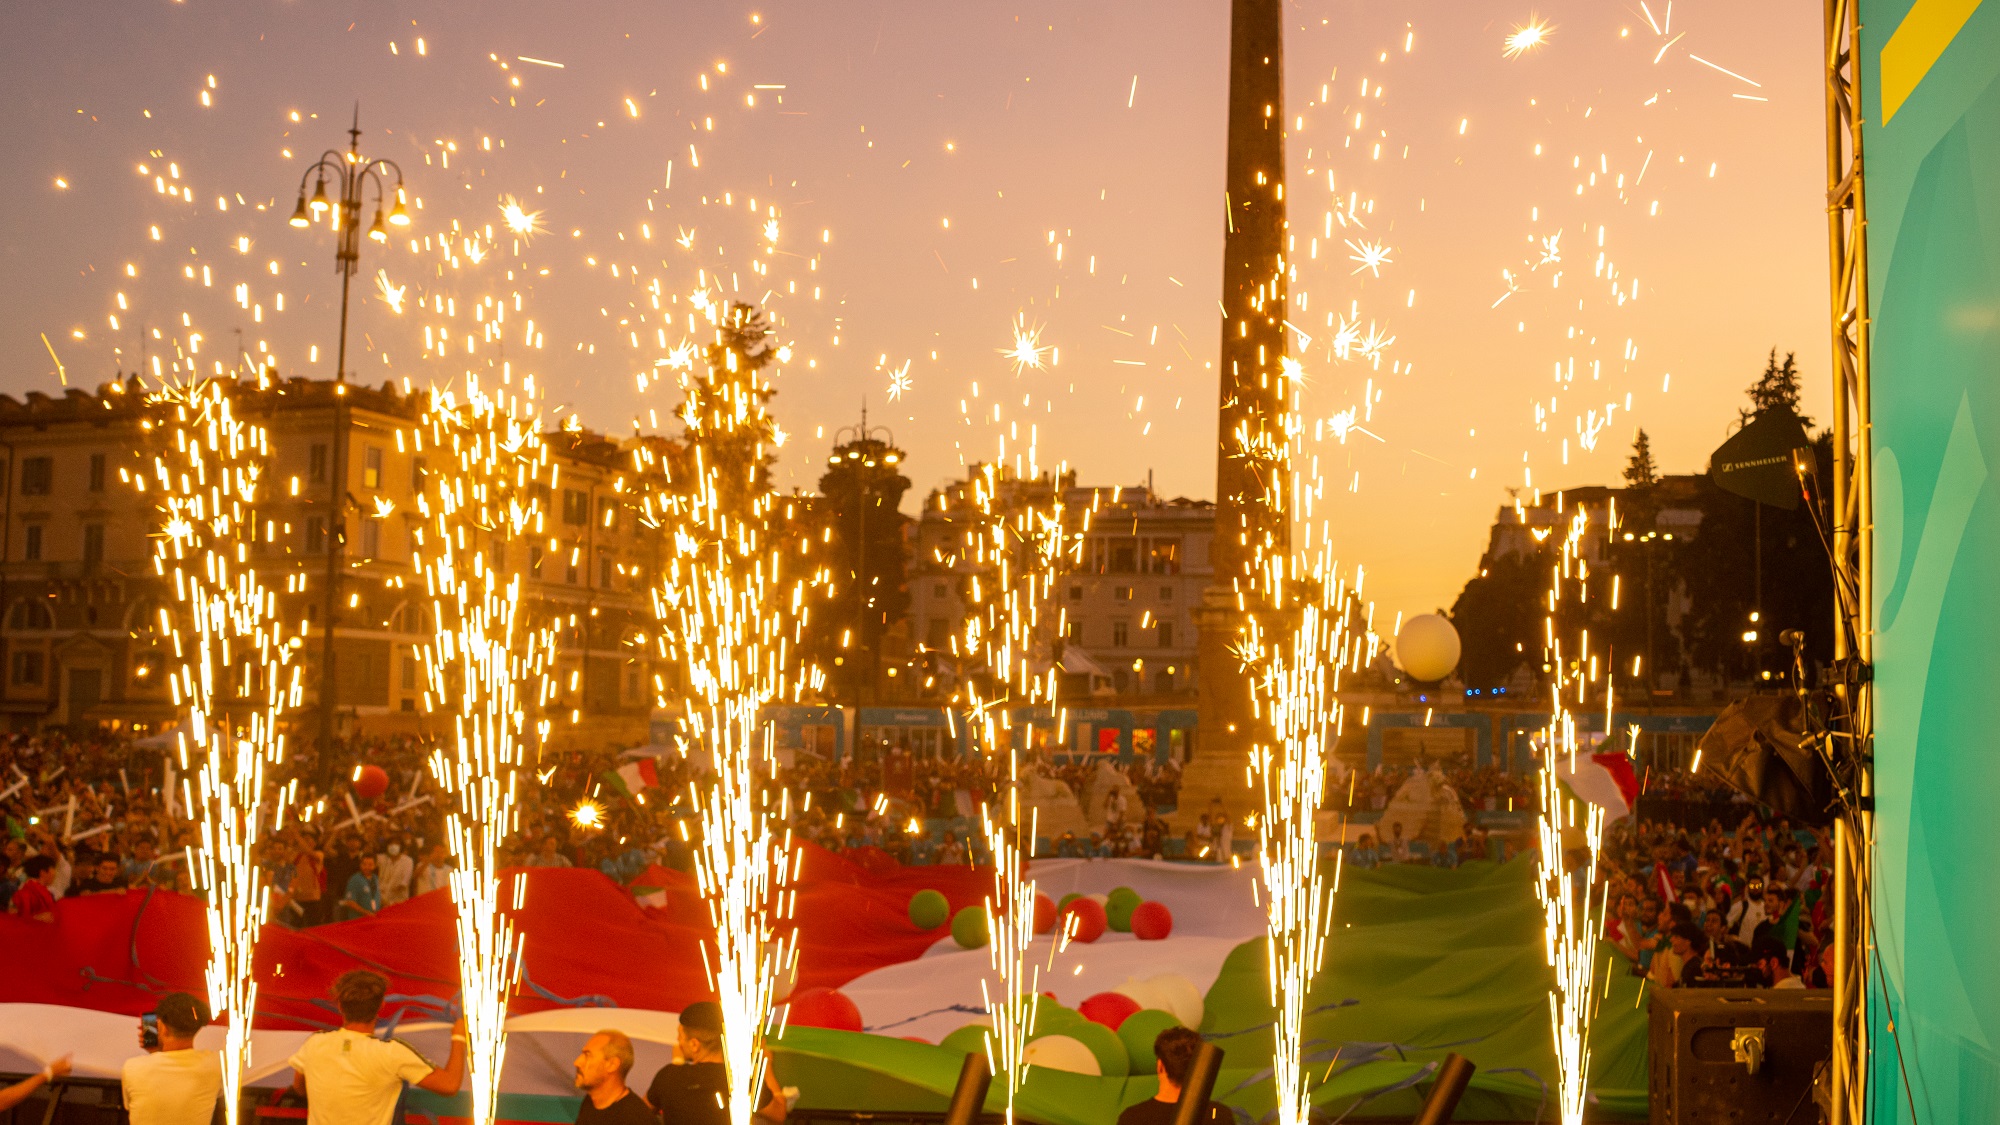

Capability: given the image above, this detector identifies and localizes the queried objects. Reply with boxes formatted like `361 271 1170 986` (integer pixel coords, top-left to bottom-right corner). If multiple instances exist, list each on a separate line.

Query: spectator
646 1001 784 1125
527 836 573 868
324 837 364 909
10 855 58 921
1755 937 1805 989
1727 880 1768 947
570 1030 652 1125
1386 823 1410 865
414 843 453 897
1116 1026 1227 1125
0 1057 71 1114
122 992 221 1125
378 841 414 907
340 854 382 920
1649 924 1701 990
288 970 467 1125
290 838 326 927
68 854 129 897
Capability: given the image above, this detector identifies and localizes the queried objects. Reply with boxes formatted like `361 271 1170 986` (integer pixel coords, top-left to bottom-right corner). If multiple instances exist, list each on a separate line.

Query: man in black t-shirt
573 1030 654 1125
647 1002 784 1125
1118 1027 1229 1125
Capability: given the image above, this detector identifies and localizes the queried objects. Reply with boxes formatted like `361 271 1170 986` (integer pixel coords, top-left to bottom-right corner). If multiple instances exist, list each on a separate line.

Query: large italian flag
1552 750 1641 822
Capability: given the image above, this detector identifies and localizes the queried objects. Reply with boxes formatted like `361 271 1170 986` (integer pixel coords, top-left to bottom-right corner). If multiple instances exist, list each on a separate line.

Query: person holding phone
123 992 222 1125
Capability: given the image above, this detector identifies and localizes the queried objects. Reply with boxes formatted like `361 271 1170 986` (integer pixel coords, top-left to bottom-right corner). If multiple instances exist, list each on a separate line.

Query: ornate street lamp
286 108 410 771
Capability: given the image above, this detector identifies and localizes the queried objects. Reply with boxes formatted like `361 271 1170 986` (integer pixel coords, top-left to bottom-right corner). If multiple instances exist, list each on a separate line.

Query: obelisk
1182 0 1290 832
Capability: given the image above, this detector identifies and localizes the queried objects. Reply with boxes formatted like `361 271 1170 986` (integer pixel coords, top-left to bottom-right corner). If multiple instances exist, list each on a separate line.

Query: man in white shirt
123 992 222 1125
289 970 467 1125
377 842 414 907
413 844 453 898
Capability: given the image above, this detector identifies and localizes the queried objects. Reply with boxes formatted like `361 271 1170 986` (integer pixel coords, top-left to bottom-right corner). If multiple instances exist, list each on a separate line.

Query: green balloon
1030 1000 1086 1039
951 904 990 949
1057 892 1085 912
1105 887 1143 932
1067 1018 1130 1077
940 1024 992 1057
1117 1009 1184 1074
909 889 951 931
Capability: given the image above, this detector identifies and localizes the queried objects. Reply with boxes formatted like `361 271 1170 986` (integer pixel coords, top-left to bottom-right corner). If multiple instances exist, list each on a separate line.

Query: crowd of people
1594 809 1833 991
1 727 1222 929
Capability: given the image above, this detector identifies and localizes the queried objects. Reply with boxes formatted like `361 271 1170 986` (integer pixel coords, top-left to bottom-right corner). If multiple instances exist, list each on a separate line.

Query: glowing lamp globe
1395 614 1462 683
352 764 390 801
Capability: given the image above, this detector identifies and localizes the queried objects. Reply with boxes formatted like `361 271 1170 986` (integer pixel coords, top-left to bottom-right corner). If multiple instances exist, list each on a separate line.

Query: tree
674 301 780 516
1624 429 1658 492
1742 348 1809 427
808 422 912 705
1449 547 1550 691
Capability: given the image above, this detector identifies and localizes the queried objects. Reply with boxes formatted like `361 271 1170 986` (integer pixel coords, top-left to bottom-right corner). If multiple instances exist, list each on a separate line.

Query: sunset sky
0 1 1829 628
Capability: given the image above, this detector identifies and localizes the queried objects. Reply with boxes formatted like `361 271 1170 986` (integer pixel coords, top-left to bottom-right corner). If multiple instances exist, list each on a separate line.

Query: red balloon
353 764 390 802
1131 901 1174 941
1060 897 1107 943
785 987 863 1033
1078 991 1141 1030
1033 893 1057 935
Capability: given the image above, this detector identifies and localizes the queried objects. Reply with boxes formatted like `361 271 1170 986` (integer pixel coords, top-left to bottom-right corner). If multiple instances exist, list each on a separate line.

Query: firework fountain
410 376 557 1125
640 304 815 1125
143 376 302 1125
935 456 1082 1121
1535 501 1609 1125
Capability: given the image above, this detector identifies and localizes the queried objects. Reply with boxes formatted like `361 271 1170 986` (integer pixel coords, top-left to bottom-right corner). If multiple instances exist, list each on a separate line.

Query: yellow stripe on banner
1881 0 1989 122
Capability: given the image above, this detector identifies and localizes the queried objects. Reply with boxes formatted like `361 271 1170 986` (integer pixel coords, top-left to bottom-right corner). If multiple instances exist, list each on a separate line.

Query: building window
10 651 45 686
1114 586 1133 601
359 519 381 559
309 444 329 483
1064 619 1081 644
531 545 545 575
1158 621 1174 648
363 446 384 490
1160 585 1174 601
934 582 948 599
563 489 589 525
1144 538 1182 574
599 499 618 532
88 454 106 493
1156 670 1176 694
1069 584 1084 601
1112 621 1129 647
1090 537 1138 574
20 457 52 496
401 646 419 691
306 516 327 554
927 618 950 647
598 552 614 587
23 525 43 562
412 456 428 494
8 601 54 630
83 524 105 565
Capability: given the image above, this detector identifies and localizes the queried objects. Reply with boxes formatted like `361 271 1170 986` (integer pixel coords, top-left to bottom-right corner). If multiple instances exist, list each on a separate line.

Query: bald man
572 1031 653 1125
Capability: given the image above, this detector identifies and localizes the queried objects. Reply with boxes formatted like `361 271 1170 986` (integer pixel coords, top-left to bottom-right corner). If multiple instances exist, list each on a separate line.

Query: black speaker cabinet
1648 989 1831 1124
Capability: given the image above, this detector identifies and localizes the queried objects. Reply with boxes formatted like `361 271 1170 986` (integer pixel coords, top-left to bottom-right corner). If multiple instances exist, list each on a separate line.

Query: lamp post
287 108 409 774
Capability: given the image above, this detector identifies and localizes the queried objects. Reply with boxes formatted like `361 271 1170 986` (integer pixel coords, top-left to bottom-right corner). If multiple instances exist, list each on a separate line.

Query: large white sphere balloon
1395 614 1462 682
1023 1034 1102 1076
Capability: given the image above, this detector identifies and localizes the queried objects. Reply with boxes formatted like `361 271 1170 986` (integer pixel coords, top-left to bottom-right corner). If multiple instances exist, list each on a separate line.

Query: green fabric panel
769 858 1649 1123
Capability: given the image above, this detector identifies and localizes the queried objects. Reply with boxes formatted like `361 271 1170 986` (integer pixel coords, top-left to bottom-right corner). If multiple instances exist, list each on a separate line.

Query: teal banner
1861 1 2000 1120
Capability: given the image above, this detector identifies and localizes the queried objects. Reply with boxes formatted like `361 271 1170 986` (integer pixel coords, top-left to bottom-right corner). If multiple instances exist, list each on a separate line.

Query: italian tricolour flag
1552 750 1641 822
604 758 661 799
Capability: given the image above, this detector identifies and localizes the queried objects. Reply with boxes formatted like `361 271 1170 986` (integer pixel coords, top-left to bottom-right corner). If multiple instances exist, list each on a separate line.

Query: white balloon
1023 1034 1102 1076
1395 614 1462 683
1146 974 1204 1029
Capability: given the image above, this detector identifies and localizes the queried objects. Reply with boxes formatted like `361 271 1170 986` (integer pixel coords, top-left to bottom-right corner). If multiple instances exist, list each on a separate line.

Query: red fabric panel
0 844 997 1028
